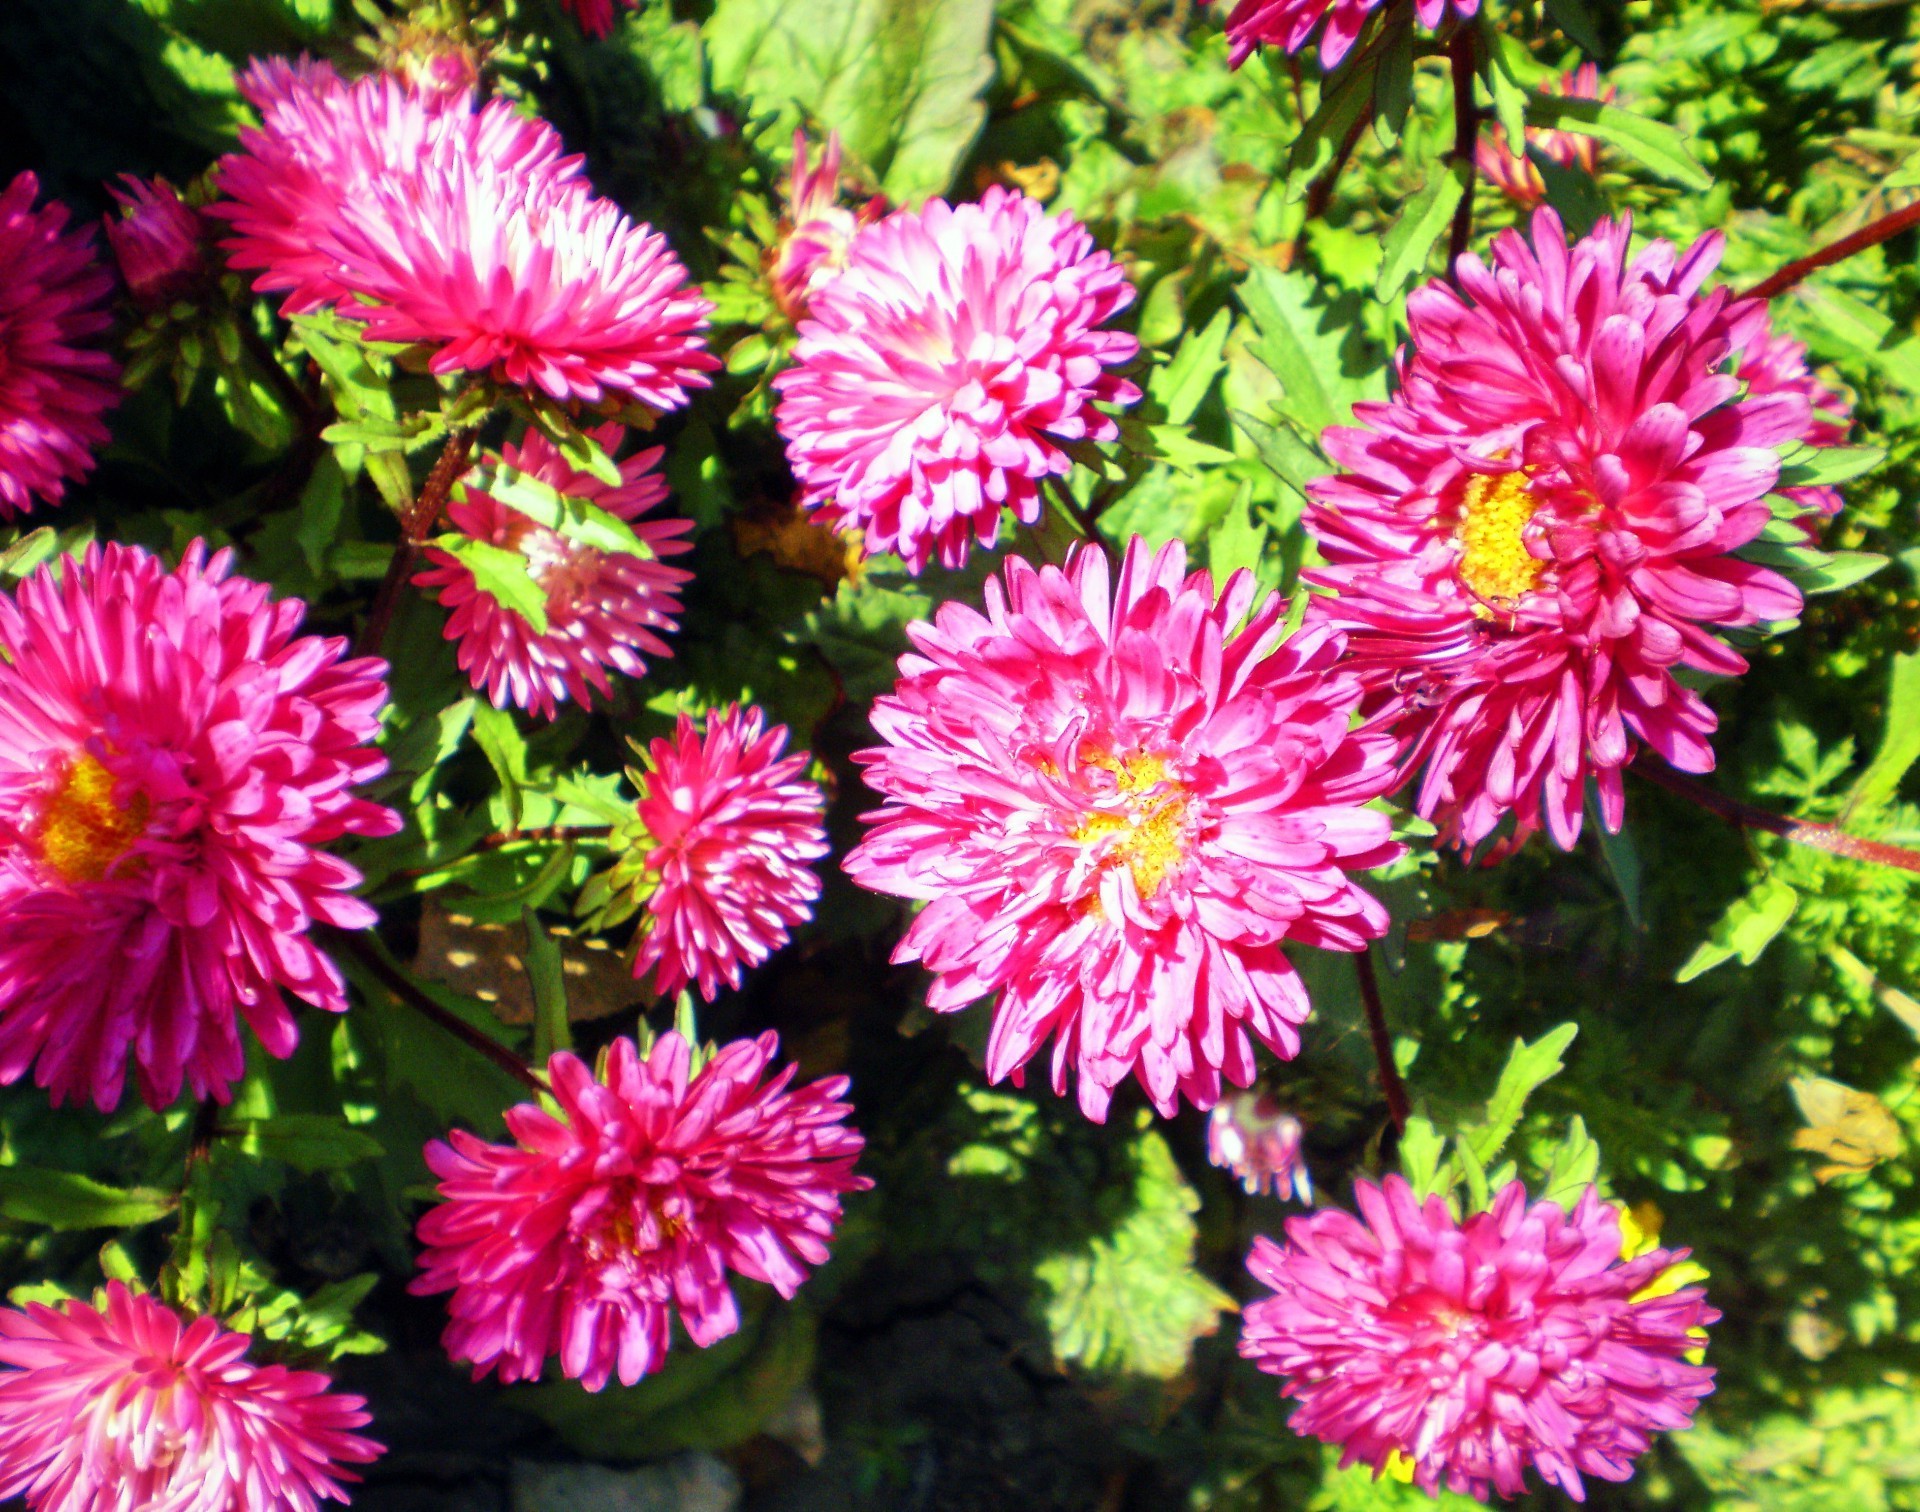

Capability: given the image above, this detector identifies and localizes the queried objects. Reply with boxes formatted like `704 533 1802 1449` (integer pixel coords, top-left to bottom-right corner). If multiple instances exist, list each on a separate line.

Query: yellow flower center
1456 469 1544 611
1070 751 1192 900
36 754 149 884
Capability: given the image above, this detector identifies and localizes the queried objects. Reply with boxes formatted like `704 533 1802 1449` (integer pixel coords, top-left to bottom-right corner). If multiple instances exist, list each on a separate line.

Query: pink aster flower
1214 0 1476 70
1303 209 1807 852
414 425 692 718
772 186 1141 574
1240 1176 1718 1502
1208 1092 1312 1201
0 542 400 1111
210 58 574 317
0 1281 381 1512
414 1031 870 1391
767 130 888 323
1733 314 1853 535
558 0 639 38
103 176 208 311
0 172 120 519
843 535 1403 1122
621 705 829 1001
1476 64 1613 209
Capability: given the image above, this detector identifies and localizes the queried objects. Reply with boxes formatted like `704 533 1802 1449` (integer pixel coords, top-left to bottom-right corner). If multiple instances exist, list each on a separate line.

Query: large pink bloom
1733 314 1853 533
625 705 829 1001
1304 210 1806 852
1240 1177 1717 1502
1476 65 1612 209
0 543 400 1111
415 426 691 718
211 58 570 318
0 172 120 518
772 187 1140 574
843 536 1403 1121
0 1282 381 1512
1214 0 1476 69
414 1031 870 1391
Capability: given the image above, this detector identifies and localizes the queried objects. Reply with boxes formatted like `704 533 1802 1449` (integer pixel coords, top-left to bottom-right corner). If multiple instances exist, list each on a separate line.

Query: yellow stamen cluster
36 754 149 884
1071 750 1192 901
1456 470 1544 611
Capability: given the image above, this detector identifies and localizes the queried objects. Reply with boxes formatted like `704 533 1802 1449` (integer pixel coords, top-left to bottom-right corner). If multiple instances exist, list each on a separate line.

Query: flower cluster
773 186 1140 574
1303 210 1805 851
1241 1178 1717 1501
1214 0 1476 69
414 1032 869 1391
846 535 1402 1120
1475 64 1613 208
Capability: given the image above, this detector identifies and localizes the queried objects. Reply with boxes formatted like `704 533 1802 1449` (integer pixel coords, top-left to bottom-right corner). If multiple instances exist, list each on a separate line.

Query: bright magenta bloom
558 0 639 38
414 1031 870 1391
1476 65 1612 208
0 1282 381 1512
772 187 1140 574
415 426 691 718
767 131 887 323
1240 1177 1717 1503
1214 0 1475 68
1734 314 1853 533
844 536 1403 1121
1207 1093 1312 1201
103 176 208 311
0 172 120 518
212 58 570 318
1304 210 1806 851
625 706 829 1001
0 543 400 1111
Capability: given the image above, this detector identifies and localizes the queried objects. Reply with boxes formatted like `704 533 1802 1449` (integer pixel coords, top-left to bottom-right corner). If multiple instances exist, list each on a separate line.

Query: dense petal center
1071 750 1198 900
1455 469 1544 611
34 753 149 883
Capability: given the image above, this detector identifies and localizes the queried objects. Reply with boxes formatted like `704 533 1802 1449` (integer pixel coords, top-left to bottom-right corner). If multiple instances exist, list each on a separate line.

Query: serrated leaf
470 700 530 829
435 535 551 635
1150 310 1231 427
1374 162 1468 301
524 906 572 1064
1525 97 1711 190
1676 875 1799 982
1460 1023 1579 1169
1538 1116 1601 1207
0 1168 175 1231
1398 1115 1449 1201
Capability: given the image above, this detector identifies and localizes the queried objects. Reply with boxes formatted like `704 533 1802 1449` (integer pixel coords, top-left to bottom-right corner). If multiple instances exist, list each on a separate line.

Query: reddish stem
1742 197 1920 303
1355 949 1410 1134
1635 760 1920 874
1445 26 1480 276
353 426 477 660
1303 111 1371 223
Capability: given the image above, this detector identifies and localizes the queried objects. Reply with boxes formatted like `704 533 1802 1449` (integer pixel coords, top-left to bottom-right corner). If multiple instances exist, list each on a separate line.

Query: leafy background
3 0 1920 1507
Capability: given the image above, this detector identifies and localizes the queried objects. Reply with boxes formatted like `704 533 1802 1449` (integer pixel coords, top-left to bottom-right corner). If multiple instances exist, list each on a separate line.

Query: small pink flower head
1734 315 1853 535
1214 0 1476 69
103 176 209 311
1476 64 1614 208
767 130 888 323
1304 209 1806 852
210 58 574 317
1240 1176 1718 1503
0 1281 382 1512
558 0 640 38
415 425 692 719
772 187 1141 574
0 171 121 519
844 535 1404 1122
414 1031 871 1391
0 542 402 1111
1207 1093 1312 1201
619 705 830 1001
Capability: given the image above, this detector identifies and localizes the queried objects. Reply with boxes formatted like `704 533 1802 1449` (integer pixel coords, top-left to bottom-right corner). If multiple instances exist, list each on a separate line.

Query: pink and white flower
1214 0 1477 70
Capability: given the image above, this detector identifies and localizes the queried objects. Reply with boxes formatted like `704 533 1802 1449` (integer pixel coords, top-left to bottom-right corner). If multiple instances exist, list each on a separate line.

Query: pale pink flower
0 172 120 518
1476 64 1613 208
558 0 639 38
103 176 208 311
843 536 1403 1122
0 543 400 1111
414 1031 870 1391
1733 315 1853 534
1214 0 1476 69
1207 1093 1312 1201
0 1281 381 1512
767 130 887 323
1304 210 1806 852
414 425 692 719
1240 1176 1717 1502
772 187 1140 574
623 705 829 1001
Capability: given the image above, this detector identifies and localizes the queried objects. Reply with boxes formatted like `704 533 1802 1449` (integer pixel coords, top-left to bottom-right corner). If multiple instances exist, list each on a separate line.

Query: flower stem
1634 759 1920 875
1445 25 1480 275
353 426 477 660
1742 197 1920 303
1355 948 1410 1134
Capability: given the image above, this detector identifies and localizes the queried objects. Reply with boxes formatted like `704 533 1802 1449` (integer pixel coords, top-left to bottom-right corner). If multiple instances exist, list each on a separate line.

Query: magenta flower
414 1031 870 1391
1476 64 1613 208
1303 210 1806 852
1240 1177 1718 1502
415 426 692 719
620 705 830 1001
767 130 887 323
0 543 400 1111
211 58 574 318
1214 0 1476 69
103 176 208 311
0 1282 381 1512
843 536 1403 1121
1207 1093 1312 1201
558 0 639 38
0 171 120 518
772 187 1140 574
1733 314 1853 534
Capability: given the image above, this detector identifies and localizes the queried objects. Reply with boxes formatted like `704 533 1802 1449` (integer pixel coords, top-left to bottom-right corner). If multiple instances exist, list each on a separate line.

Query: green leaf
1799 551 1890 596
0 528 62 583
434 535 551 634
1777 444 1886 489
1398 1115 1449 1202
1676 875 1800 982
472 465 656 560
1150 310 1231 427
1541 0 1604 55
1538 1116 1601 1207
0 1168 175 1231
471 699 530 829
523 402 623 488
524 906 573 1064
1483 32 1536 164
1231 406 1324 497
1525 97 1712 190
1461 1024 1580 1169
1847 652 1920 819
1374 161 1469 302
228 1115 384 1173
1238 269 1351 436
